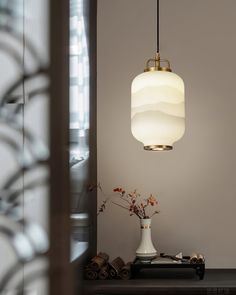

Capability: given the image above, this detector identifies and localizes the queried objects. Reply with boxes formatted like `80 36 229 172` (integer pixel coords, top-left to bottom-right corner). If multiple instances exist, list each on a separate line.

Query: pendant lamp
131 0 185 151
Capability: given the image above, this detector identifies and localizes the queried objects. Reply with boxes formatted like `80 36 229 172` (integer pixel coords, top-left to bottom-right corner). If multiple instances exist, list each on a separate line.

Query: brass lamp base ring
144 145 173 151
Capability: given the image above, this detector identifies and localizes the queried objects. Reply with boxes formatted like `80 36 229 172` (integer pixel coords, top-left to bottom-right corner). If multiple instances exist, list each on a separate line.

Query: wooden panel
88 0 98 259
49 0 73 294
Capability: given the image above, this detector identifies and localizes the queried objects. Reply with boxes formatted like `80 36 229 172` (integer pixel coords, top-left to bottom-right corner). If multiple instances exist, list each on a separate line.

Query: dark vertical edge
49 0 73 295
88 0 97 259
157 0 159 52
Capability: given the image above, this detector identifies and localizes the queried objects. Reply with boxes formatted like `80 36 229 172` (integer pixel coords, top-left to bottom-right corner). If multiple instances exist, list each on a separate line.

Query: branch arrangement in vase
97 185 160 219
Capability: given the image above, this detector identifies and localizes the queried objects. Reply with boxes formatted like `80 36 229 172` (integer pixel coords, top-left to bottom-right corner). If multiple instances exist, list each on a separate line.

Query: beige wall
97 0 236 268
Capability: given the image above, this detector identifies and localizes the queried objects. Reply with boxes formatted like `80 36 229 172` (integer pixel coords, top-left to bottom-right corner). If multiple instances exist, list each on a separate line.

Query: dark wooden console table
131 258 205 280
83 269 236 295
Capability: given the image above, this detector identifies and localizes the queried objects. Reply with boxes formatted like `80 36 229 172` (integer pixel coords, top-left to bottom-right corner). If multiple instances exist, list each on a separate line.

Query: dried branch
97 185 160 219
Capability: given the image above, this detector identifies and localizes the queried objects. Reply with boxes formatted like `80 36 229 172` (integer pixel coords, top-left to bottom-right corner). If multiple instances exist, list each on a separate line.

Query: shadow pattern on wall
0 2 49 293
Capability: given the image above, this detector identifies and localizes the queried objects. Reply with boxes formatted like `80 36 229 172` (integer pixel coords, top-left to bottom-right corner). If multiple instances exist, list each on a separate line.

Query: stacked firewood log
85 252 131 280
189 253 205 264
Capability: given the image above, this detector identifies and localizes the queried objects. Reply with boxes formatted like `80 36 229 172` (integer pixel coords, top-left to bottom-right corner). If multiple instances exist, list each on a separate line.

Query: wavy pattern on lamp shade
131 71 185 147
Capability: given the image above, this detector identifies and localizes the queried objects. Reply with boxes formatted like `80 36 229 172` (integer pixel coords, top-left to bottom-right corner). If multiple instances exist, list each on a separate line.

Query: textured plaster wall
97 0 236 268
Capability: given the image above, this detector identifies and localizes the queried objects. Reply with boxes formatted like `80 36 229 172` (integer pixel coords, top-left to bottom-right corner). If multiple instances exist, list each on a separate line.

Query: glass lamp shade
131 70 185 151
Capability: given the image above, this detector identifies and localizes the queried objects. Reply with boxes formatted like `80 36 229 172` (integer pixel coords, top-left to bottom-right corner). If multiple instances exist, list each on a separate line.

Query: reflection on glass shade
131 70 185 150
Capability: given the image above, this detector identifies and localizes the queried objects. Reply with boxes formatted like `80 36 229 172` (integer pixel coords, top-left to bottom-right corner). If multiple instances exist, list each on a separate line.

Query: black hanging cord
157 0 160 53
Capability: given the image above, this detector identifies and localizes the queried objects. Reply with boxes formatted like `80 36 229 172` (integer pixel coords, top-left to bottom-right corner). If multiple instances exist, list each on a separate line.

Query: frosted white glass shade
131 70 185 150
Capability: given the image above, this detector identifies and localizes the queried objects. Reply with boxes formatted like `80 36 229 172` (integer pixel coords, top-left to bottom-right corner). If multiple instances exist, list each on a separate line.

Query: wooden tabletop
83 269 236 295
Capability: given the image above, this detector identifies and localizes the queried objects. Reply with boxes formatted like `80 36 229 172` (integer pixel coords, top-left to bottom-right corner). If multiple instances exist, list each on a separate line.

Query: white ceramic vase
136 218 157 261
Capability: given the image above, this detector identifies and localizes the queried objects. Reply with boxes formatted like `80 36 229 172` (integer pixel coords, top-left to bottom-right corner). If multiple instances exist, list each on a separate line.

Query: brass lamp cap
144 145 173 151
144 66 172 72
144 52 172 72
